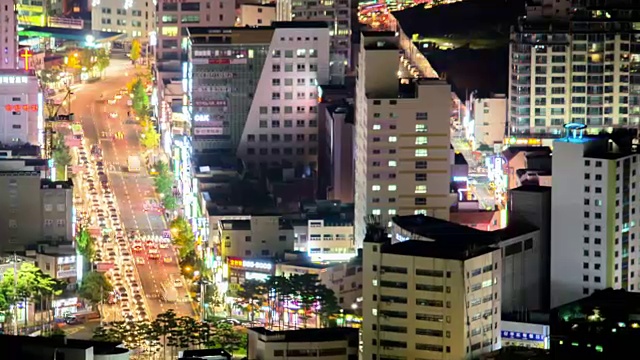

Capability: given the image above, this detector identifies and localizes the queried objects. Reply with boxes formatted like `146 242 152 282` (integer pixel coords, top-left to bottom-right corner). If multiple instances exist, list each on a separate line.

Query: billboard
193 100 227 107
194 128 223 135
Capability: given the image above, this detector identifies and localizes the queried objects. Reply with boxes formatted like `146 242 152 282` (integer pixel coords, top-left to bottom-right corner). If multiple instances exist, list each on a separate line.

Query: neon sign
20 49 33 71
228 257 272 271
193 114 210 122
0 76 29 84
5 104 38 112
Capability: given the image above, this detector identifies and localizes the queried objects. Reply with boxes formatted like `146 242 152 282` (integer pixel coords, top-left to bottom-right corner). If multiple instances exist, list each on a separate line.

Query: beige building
471 94 507 151
292 216 356 262
218 216 294 259
237 4 276 27
247 327 358 360
362 216 502 360
0 172 73 253
354 31 453 245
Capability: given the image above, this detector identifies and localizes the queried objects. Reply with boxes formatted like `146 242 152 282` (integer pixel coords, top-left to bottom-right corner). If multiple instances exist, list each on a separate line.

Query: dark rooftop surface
382 238 497 261
511 185 552 193
220 219 251 231
0 334 125 358
553 288 640 315
249 327 357 342
493 220 539 241
502 146 552 161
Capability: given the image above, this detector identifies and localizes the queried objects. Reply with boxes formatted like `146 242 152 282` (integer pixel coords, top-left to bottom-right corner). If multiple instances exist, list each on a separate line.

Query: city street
73 58 193 319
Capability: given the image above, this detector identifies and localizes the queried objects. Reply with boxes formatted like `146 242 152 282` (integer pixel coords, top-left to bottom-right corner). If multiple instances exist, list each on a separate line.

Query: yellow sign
17 4 44 13
504 137 542 146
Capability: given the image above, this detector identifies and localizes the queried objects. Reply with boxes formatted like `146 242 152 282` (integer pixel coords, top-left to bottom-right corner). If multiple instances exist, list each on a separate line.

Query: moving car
132 245 143 252
109 112 118 118
148 250 159 260
136 257 145 265
163 256 172 264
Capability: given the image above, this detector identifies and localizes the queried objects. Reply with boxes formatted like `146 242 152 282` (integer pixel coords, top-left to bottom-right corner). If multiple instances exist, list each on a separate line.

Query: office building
91 0 155 40
362 215 502 360
551 131 638 308
0 72 43 145
247 328 358 360
218 216 294 259
469 93 507 151
237 4 276 27
157 0 236 62
354 32 453 246
0 0 17 69
292 215 356 262
185 23 330 174
509 0 640 138
0 175 73 253
276 0 350 84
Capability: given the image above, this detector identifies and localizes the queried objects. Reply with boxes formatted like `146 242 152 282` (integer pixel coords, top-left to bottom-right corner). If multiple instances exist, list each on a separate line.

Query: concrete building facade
91 0 155 40
237 4 276 27
354 32 453 246
218 216 295 259
0 0 18 70
471 94 507 150
292 217 356 262
186 23 330 174
0 72 42 145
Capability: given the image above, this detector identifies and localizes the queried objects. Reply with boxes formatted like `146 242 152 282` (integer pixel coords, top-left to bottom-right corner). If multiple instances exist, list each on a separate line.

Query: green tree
38 67 61 90
236 279 266 323
290 273 322 328
170 216 195 259
153 161 173 194
130 39 142 63
65 52 81 71
52 133 71 181
1 263 57 330
79 48 95 69
208 322 246 355
140 124 160 149
78 272 112 307
152 309 178 360
75 227 96 261
265 275 291 328
316 285 340 328
162 195 178 211
131 78 149 118
96 48 110 76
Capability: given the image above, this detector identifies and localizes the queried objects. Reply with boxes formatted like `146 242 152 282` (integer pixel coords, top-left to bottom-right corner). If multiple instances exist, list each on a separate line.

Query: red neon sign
4 104 38 112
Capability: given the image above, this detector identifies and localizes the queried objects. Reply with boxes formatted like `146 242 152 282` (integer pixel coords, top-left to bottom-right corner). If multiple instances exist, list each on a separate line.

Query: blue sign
501 331 544 341
162 230 171 239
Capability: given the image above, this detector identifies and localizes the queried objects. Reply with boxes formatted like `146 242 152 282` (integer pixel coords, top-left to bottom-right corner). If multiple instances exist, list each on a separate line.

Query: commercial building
218 216 294 259
247 327 358 360
276 0 350 84
0 72 43 146
469 93 507 151
509 0 640 138
354 32 453 245
362 215 502 360
226 256 275 285
157 0 236 61
500 321 550 349
0 335 130 360
185 23 330 174
292 215 355 262
503 146 552 190
237 4 276 27
550 131 639 308
0 0 17 69
0 174 73 253
91 0 155 40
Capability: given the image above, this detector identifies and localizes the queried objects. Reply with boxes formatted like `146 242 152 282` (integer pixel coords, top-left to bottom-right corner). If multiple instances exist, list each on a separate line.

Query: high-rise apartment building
362 215 502 360
509 0 640 138
0 0 17 69
551 130 639 308
354 32 453 246
156 0 236 61
185 23 330 173
276 0 350 84
91 0 155 40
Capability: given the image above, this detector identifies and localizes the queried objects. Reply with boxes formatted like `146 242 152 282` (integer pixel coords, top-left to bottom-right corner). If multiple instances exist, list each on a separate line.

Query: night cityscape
0 0 639 359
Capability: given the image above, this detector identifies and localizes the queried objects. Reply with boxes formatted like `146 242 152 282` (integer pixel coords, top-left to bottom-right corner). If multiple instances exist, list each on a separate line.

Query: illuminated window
161 26 179 36
415 149 428 157
388 136 397 142
415 136 428 145
372 209 381 215
373 124 381 130
414 209 427 215
416 124 428 132
372 185 381 191
388 209 397 215
415 185 427 193
296 49 306 57
388 185 397 191
388 160 397 167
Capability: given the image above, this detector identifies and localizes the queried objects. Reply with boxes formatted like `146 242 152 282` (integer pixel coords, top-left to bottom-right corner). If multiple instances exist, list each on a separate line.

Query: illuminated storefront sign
193 114 210 122
58 256 76 265
501 331 544 341
503 137 542 146
194 128 223 135
5 104 38 112
195 72 234 79
228 257 273 272
0 76 29 84
195 86 231 93
194 100 227 107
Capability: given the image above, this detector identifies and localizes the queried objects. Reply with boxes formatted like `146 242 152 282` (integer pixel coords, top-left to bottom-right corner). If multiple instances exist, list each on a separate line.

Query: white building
237 4 276 27
218 216 295 259
156 0 236 62
508 0 640 138
470 94 507 151
363 216 502 360
551 132 639 308
91 0 155 41
186 23 330 173
0 72 42 145
247 327 358 360
354 31 453 246
292 216 356 262
277 0 350 84
0 0 18 69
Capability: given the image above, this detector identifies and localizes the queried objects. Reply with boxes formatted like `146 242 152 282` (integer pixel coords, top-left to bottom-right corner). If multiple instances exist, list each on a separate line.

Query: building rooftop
381 238 498 261
511 185 552 194
220 219 251 231
494 220 539 241
248 327 357 343
0 334 127 359
502 146 552 161
188 21 328 36
280 260 333 269
40 179 73 189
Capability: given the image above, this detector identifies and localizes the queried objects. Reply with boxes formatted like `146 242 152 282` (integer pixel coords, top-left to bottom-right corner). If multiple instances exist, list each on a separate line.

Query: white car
173 278 183 288
136 257 145 265
108 99 116 105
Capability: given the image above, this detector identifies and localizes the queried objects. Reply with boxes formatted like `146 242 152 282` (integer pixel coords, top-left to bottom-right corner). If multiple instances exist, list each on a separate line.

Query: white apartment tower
186 23 330 173
551 131 640 308
277 0 350 84
354 31 452 247
92 0 155 41
509 0 640 138
157 0 236 61
0 0 17 69
362 216 502 360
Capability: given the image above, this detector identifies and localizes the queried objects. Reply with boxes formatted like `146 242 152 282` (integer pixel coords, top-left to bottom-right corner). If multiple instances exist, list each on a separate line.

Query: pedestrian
127 111 130 117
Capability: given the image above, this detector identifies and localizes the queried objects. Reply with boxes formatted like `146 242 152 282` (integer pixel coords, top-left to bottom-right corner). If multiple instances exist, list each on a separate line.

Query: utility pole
100 285 104 326
13 253 18 335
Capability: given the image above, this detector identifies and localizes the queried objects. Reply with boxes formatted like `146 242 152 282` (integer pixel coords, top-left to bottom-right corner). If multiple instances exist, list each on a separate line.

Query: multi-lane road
73 58 193 319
